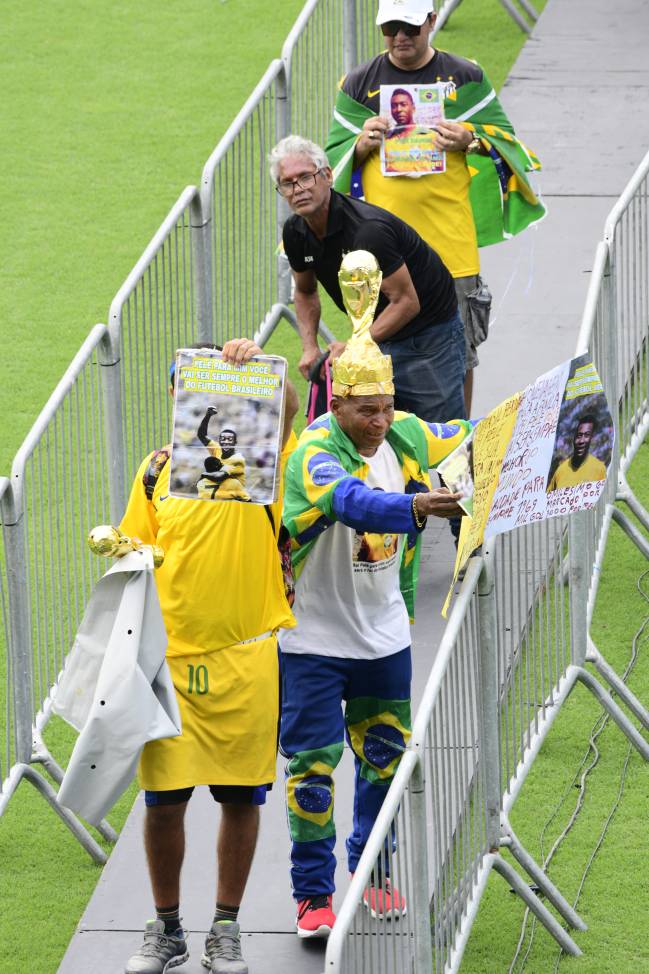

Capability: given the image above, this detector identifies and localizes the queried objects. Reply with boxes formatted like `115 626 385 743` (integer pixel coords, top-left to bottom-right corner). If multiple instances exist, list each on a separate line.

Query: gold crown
331 250 395 397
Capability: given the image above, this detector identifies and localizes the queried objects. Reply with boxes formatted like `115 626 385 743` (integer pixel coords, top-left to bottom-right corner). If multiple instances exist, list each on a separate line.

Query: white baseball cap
376 0 434 26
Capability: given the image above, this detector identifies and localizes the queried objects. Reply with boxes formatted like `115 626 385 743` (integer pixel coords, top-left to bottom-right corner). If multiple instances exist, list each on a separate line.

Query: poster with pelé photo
380 82 446 176
169 347 287 505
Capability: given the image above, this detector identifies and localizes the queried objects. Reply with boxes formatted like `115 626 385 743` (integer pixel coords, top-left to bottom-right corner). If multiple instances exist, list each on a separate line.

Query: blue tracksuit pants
279 646 412 901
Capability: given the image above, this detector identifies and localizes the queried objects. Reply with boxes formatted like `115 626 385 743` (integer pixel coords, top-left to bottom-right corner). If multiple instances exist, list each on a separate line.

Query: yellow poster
442 393 521 616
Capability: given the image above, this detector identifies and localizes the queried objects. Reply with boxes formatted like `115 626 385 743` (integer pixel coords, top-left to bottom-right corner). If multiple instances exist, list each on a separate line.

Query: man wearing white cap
326 0 545 415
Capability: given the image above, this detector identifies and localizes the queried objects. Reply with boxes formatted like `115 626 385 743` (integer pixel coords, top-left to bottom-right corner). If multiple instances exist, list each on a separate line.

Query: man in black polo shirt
269 134 466 424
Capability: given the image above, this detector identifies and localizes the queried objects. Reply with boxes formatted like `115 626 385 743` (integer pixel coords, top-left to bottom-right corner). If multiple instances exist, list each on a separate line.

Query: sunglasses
380 18 428 37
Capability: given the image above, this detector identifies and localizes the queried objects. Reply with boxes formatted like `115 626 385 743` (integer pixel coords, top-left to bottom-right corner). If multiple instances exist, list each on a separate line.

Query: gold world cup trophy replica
331 250 395 397
87 525 165 569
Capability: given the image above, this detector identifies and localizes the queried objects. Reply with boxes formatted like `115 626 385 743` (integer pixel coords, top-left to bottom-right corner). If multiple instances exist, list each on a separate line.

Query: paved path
58 0 649 970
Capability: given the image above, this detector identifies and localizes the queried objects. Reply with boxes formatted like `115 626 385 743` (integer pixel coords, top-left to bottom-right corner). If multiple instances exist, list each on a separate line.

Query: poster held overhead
169 348 288 505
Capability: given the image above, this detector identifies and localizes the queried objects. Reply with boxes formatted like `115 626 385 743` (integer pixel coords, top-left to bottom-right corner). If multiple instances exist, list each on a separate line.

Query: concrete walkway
57 0 649 971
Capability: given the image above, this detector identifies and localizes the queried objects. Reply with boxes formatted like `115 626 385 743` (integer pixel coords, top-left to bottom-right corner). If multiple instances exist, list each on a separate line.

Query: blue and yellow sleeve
419 418 475 469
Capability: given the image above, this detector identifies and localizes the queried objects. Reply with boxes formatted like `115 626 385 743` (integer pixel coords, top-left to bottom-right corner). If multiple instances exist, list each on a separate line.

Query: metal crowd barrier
284 0 349 149
326 560 488 974
0 0 384 855
578 150 649 729
326 148 649 973
201 61 286 345
431 0 539 35
0 478 14 813
0 326 118 861
106 186 207 517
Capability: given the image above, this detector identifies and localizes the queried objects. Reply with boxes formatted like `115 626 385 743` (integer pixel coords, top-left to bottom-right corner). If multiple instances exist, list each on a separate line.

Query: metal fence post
343 0 358 74
191 192 213 345
571 506 649 759
409 756 434 974
276 62 292 307
477 552 501 851
602 250 621 480
2 481 34 765
568 512 589 669
98 330 127 523
496 0 532 33
199 167 216 345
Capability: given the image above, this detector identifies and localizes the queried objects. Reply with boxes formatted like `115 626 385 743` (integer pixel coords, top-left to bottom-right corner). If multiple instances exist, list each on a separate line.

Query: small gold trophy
332 250 395 397
87 525 165 569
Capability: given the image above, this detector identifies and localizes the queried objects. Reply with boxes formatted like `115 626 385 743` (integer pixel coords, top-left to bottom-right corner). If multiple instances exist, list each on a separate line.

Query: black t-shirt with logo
342 49 484 112
282 190 457 340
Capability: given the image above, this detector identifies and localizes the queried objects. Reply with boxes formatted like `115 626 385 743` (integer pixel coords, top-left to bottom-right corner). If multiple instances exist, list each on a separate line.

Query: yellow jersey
120 437 296 657
362 148 479 278
547 453 607 491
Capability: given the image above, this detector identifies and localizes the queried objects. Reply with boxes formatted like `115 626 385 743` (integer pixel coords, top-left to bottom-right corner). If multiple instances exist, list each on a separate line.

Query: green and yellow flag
325 73 546 248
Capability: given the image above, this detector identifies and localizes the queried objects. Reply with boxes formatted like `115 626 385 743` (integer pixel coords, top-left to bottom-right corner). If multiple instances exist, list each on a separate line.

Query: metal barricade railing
200 61 288 343
326 562 491 974
106 186 206 517
494 516 571 804
329 149 649 972
0 325 118 861
0 0 380 856
352 0 385 78
0 478 14 806
605 155 649 467
327 546 585 974
576 149 649 731
283 0 348 150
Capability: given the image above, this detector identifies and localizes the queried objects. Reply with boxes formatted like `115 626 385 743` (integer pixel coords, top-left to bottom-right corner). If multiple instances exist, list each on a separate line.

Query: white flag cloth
54 549 181 825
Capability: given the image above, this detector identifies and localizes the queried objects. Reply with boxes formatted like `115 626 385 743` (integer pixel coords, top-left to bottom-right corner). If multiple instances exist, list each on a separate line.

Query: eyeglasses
275 169 323 196
380 19 427 36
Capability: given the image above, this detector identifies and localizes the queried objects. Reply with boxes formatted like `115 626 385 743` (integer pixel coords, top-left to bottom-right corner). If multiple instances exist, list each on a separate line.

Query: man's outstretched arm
197 406 218 446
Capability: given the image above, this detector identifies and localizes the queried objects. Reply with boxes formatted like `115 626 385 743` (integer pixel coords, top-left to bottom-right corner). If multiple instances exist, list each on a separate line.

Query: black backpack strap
263 504 275 535
143 448 171 500
264 505 294 606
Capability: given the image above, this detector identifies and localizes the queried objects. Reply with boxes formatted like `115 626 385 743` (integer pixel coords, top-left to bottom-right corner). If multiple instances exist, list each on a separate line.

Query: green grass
0 1 547 971
461 441 649 973
0 0 306 475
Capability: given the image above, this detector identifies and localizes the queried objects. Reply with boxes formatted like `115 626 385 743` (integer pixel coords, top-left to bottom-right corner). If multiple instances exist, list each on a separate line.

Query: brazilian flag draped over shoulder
325 70 546 248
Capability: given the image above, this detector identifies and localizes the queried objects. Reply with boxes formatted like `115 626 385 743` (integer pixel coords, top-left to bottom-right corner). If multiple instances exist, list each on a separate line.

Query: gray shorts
454 275 491 370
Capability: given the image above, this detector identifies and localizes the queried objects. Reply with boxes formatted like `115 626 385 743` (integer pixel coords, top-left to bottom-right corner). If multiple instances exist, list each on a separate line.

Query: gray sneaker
200 921 248 974
125 919 189 973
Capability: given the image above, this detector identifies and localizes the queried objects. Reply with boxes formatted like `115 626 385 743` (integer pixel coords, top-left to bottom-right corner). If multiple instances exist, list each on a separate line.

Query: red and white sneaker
362 878 406 920
295 895 336 938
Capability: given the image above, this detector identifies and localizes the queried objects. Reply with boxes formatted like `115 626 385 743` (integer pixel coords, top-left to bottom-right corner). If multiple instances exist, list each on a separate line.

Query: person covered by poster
121 338 298 974
546 413 607 491
197 408 251 501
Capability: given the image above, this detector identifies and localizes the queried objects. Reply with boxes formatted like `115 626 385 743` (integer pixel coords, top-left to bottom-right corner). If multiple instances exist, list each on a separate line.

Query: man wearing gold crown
279 249 473 938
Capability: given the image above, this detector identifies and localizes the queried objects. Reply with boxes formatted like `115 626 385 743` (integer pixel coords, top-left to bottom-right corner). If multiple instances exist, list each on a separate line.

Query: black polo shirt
282 190 457 341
